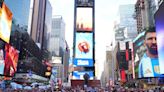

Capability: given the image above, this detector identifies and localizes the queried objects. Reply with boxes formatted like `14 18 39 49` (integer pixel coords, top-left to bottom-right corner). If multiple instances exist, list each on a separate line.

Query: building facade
4 0 52 82
50 16 65 57
135 0 159 33
118 4 137 40
72 0 95 81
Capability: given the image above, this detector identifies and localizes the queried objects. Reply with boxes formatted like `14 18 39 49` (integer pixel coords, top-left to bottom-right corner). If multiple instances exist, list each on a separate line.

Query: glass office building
4 0 33 33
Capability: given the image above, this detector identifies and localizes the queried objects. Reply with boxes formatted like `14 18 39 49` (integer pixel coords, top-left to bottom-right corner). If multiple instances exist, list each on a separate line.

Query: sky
49 0 137 79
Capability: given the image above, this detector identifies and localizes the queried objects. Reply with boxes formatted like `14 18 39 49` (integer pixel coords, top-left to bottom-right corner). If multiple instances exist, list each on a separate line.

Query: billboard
73 58 93 67
0 49 4 75
76 0 94 7
75 33 93 59
76 7 93 32
4 44 19 77
117 51 128 70
133 30 164 78
0 3 12 43
72 71 93 80
51 56 62 64
155 2 164 74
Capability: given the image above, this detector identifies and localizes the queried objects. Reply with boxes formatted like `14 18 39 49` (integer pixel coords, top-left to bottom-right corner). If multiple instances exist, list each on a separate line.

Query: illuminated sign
155 2 164 74
73 58 93 67
4 44 19 77
75 33 93 59
72 71 93 80
51 56 62 64
76 8 93 32
0 3 12 43
76 0 94 7
0 49 4 75
133 29 164 78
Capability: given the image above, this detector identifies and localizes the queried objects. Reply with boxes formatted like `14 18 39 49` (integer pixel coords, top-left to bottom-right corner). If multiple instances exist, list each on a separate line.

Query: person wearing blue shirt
138 27 163 78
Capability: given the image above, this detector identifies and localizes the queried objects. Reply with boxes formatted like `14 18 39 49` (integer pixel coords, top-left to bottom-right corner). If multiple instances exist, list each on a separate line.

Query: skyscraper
50 16 65 57
5 0 33 32
4 0 53 81
118 4 137 40
5 0 52 49
72 0 95 80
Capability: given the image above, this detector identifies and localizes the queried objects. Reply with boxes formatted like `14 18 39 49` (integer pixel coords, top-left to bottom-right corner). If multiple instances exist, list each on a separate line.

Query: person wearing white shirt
138 27 163 78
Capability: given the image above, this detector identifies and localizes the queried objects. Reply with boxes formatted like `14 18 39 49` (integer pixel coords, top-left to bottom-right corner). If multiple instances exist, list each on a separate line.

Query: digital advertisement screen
75 33 93 59
0 3 12 43
72 71 93 80
133 29 164 78
50 67 58 82
76 0 94 7
73 58 93 67
117 51 128 70
0 49 4 75
76 7 93 32
4 44 19 77
155 2 164 74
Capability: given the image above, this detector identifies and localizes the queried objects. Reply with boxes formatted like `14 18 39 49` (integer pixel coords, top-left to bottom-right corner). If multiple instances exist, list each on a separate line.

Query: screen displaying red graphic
78 41 90 53
4 44 19 77
121 69 126 82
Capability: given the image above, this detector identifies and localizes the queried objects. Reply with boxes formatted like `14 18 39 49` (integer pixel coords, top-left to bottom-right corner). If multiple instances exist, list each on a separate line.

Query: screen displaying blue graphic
73 71 94 80
73 58 93 67
155 2 164 74
75 33 93 59
138 55 164 78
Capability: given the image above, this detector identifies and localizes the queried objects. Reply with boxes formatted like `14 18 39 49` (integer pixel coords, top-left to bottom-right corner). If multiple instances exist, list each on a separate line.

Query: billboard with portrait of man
134 28 164 78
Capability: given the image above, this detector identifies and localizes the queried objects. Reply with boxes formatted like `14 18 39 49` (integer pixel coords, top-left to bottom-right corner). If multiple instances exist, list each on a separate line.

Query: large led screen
155 2 164 74
117 51 128 70
73 58 93 67
76 8 93 32
4 44 19 77
0 49 4 75
0 3 12 43
72 71 93 80
75 33 93 59
133 30 164 78
76 0 94 7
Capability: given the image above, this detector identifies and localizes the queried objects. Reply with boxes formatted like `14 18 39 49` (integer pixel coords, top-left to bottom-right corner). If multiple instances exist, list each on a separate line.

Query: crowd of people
0 84 164 92
0 80 164 92
61 85 164 92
